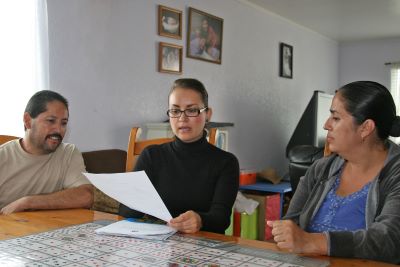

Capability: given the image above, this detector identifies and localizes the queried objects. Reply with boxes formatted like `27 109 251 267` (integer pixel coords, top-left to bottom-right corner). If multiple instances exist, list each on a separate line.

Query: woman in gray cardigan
268 81 400 264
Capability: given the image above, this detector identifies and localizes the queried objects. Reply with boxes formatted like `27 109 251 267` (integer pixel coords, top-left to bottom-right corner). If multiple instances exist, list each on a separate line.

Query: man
0 90 93 214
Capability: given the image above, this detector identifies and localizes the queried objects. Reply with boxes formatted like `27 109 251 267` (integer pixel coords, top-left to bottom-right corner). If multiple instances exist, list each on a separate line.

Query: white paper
84 171 172 222
95 220 176 238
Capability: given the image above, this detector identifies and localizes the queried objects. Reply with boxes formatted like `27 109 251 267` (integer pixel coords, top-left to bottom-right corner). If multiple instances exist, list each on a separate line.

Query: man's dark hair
25 90 69 118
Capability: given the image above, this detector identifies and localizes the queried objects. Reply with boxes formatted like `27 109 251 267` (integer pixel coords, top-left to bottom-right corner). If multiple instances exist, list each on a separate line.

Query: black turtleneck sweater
119 134 239 234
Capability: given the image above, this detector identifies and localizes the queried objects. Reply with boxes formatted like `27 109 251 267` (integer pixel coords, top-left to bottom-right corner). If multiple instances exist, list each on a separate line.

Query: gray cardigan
285 141 400 264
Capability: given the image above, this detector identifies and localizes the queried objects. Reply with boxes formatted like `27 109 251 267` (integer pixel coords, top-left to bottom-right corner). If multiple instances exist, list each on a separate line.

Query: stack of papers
95 219 176 241
83 171 177 240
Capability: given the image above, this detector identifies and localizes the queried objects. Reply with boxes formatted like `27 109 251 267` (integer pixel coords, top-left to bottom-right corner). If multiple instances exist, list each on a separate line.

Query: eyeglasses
167 107 208 118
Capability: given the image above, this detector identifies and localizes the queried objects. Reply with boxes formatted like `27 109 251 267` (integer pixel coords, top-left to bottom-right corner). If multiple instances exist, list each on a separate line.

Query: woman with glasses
119 78 239 234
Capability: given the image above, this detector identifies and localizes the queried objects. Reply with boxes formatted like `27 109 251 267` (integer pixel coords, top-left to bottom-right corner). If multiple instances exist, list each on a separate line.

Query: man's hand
1 196 30 215
267 220 328 255
168 210 202 233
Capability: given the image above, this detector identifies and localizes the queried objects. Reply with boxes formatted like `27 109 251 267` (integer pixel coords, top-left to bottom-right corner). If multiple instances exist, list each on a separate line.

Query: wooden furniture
0 209 120 240
145 122 233 151
0 209 395 267
0 134 19 145
208 127 217 146
125 127 173 172
324 139 332 156
126 127 217 172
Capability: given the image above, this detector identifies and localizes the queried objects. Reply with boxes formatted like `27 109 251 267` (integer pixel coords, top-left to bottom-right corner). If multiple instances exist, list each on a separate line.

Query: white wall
47 0 338 175
339 37 400 88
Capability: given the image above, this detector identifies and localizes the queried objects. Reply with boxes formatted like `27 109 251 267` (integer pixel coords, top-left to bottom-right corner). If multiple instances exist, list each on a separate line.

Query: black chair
288 145 324 193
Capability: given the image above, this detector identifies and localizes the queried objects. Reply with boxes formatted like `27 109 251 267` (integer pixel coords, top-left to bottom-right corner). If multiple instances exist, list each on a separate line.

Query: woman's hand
168 210 202 233
267 220 328 255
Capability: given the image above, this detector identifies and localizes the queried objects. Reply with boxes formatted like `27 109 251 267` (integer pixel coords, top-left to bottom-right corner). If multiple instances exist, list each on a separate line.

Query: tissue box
228 210 258 240
240 170 257 185
240 210 258 240
243 193 281 241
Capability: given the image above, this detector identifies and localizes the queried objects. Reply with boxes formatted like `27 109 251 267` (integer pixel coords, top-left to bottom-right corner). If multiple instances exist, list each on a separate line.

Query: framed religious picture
158 42 183 74
279 43 293 78
158 5 182 39
187 7 223 64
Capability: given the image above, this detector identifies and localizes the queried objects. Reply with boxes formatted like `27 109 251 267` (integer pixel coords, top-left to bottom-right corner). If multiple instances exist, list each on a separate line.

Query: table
0 209 395 266
239 181 292 217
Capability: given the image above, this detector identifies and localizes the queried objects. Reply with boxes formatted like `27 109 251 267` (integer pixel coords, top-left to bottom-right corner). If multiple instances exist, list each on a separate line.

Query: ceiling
244 0 400 42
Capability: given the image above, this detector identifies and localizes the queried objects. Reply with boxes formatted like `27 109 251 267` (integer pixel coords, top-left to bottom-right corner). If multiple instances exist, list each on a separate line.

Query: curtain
0 0 48 137
36 0 49 92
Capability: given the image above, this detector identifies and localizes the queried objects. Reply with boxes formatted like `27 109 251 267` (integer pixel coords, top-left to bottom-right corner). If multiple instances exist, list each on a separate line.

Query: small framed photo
158 5 182 39
158 42 182 74
279 43 293 78
187 7 223 64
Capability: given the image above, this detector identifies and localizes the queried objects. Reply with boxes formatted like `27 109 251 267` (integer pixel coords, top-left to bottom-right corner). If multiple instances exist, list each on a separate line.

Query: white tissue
233 192 259 214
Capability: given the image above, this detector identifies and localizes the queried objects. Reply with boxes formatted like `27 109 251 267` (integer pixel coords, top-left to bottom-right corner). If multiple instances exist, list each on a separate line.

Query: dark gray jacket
285 141 400 264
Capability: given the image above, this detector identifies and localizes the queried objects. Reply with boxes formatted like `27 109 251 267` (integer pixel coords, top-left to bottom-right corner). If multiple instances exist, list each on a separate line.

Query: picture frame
187 7 223 64
158 42 183 75
158 5 182 39
279 43 293 78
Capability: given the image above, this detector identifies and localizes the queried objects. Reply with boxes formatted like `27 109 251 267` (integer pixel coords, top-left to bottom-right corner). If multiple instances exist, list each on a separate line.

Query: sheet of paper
84 171 172 222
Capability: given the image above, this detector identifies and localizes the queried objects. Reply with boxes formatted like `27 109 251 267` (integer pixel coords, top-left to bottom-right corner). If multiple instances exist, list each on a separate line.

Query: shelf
239 181 292 193
239 181 292 218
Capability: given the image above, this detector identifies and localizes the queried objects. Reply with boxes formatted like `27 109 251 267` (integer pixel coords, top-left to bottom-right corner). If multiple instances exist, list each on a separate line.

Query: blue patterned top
307 167 371 232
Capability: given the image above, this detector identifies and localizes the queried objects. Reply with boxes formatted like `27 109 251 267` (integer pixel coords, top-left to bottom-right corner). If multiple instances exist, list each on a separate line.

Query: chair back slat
0 135 19 145
126 127 218 172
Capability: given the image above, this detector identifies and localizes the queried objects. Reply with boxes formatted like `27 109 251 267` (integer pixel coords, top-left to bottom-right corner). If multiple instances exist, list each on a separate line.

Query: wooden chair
126 127 217 172
323 139 332 157
0 135 19 145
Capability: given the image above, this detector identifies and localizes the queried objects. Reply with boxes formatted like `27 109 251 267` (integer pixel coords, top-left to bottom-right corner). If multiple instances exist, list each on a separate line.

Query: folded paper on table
84 171 172 222
95 219 176 240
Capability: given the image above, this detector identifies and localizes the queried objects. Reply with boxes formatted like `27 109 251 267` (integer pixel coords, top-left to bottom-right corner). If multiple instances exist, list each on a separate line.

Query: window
390 64 400 143
390 64 400 114
0 0 48 137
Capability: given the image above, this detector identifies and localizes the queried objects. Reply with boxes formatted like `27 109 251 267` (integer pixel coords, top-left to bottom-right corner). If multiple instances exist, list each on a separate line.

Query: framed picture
158 5 182 39
158 42 182 74
187 7 223 64
279 43 293 78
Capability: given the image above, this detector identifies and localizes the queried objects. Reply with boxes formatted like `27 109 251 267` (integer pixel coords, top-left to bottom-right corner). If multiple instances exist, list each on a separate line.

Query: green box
240 208 258 240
